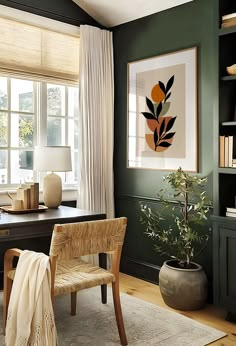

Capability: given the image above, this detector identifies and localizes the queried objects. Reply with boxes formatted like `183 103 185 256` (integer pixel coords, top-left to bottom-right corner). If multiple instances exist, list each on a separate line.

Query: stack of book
221 13 236 28
16 182 39 209
219 135 234 167
226 207 236 218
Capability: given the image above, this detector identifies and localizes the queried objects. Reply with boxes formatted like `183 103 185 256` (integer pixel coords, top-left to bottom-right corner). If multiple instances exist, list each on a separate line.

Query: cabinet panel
213 218 236 316
219 228 236 309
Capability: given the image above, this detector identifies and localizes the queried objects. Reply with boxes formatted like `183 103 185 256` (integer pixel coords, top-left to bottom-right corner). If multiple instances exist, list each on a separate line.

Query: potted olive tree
140 167 212 310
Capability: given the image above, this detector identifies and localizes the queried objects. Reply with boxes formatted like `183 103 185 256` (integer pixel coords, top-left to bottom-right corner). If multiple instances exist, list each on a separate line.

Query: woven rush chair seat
7 259 115 295
54 259 115 295
3 217 128 346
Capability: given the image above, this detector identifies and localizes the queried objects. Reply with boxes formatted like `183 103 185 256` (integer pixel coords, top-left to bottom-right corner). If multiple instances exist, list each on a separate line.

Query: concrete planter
159 259 208 311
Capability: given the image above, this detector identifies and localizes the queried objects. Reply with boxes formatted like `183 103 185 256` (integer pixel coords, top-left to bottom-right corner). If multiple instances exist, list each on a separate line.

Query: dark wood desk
0 206 107 300
0 206 106 241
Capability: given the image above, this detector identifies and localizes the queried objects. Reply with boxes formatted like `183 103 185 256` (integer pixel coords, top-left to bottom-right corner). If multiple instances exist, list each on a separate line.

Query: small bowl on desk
226 64 236 75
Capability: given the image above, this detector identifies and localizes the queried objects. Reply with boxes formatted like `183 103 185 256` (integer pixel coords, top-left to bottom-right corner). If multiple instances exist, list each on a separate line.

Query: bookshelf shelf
219 26 236 36
221 121 236 126
221 75 236 81
218 167 236 174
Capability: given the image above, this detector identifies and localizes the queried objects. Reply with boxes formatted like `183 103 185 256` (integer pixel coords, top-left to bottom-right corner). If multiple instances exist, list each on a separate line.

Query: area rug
0 287 226 345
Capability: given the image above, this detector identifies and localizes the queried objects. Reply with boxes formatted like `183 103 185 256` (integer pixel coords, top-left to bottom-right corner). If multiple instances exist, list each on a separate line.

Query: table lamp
34 146 72 208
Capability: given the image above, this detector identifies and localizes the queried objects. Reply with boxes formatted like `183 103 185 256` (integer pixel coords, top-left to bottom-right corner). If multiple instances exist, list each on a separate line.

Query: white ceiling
72 0 194 27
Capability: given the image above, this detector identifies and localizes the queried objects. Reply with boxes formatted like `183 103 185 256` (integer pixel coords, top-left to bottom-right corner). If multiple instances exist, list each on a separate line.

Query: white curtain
77 25 114 219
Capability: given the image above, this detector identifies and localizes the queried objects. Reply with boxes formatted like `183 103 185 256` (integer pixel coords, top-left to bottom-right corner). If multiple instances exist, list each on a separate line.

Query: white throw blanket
5 250 58 346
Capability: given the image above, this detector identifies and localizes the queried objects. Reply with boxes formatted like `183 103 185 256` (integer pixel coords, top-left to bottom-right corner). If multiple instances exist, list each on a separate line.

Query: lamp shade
34 146 72 172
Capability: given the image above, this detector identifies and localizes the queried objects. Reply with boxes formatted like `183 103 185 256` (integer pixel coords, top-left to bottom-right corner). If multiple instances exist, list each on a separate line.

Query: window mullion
7 77 11 184
40 82 47 146
65 87 68 145
32 81 39 182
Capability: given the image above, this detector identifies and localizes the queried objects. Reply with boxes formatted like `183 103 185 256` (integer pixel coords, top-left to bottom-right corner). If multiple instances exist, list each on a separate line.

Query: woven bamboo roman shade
0 16 80 84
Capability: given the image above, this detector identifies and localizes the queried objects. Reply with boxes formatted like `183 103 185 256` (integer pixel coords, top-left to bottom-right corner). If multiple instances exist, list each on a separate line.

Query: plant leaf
139 164 212 265
159 119 165 137
162 132 175 140
154 127 159 148
165 92 171 102
159 81 165 94
156 102 162 119
146 97 155 115
166 75 174 93
141 112 156 120
158 141 172 147
165 116 176 132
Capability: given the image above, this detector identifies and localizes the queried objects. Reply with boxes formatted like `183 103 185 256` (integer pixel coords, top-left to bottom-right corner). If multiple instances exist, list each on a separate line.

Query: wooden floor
119 273 236 346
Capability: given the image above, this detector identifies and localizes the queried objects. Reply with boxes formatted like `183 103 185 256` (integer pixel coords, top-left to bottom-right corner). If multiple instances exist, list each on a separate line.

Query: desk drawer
0 229 10 237
0 222 54 241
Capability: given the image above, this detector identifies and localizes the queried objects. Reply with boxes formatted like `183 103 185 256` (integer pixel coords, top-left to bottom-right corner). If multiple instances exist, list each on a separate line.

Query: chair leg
99 253 107 304
3 276 13 335
112 281 128 346
101 284 107 304
71 291 77 316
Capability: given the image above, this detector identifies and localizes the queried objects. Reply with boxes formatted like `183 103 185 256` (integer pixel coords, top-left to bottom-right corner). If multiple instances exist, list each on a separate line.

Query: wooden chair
3 217 128 346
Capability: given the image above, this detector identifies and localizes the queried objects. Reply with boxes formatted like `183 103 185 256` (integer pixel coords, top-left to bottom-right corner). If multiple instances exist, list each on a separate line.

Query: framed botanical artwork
127 46 198 172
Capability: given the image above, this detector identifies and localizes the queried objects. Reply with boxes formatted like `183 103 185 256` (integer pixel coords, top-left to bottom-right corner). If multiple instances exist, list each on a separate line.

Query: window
0 76 79 187
0 6 80 189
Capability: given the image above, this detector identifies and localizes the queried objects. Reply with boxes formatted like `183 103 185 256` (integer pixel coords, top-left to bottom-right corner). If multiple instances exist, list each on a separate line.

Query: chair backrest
49 217 127 260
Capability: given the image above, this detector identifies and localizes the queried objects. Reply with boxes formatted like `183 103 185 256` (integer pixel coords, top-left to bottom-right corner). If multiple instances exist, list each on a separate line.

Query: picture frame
127 46 198 172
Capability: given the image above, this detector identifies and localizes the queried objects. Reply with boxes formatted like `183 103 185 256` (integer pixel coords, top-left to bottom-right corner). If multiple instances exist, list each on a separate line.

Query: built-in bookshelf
212 1 236 321
218 1 236 216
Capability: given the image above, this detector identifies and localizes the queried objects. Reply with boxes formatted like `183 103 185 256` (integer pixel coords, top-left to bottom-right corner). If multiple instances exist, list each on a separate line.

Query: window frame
0 75 79 189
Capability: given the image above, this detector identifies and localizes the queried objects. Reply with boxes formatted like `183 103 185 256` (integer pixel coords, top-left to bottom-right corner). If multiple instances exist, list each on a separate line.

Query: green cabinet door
213 216 236 318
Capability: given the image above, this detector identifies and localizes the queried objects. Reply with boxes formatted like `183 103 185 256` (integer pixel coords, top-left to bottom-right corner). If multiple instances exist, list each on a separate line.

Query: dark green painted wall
112 0 218 286
0 0 219 290
0 0 99 26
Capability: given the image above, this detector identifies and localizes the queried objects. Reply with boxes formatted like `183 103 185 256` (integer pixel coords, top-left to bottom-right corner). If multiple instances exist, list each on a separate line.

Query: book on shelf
219 135 234 168
226 211 236 218
224 136 229 167
228 136 233 167
226 207 236 213
221 20 236 28
219 135 225 167
222 13 236 21
221 121 236 126
221 12 236 28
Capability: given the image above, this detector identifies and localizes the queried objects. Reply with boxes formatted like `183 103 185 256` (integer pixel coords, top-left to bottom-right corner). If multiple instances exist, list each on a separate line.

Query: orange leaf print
151 84 165 103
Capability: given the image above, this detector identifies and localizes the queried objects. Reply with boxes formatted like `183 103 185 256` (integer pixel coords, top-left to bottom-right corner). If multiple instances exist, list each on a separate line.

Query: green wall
0 0 219 291
112 0 218 286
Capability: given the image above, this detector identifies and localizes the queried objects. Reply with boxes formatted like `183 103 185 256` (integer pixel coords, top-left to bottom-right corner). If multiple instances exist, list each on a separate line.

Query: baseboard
120 256 161 285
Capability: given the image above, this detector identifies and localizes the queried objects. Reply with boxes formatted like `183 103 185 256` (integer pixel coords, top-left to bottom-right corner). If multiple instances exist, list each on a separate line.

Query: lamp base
43 172 62 208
